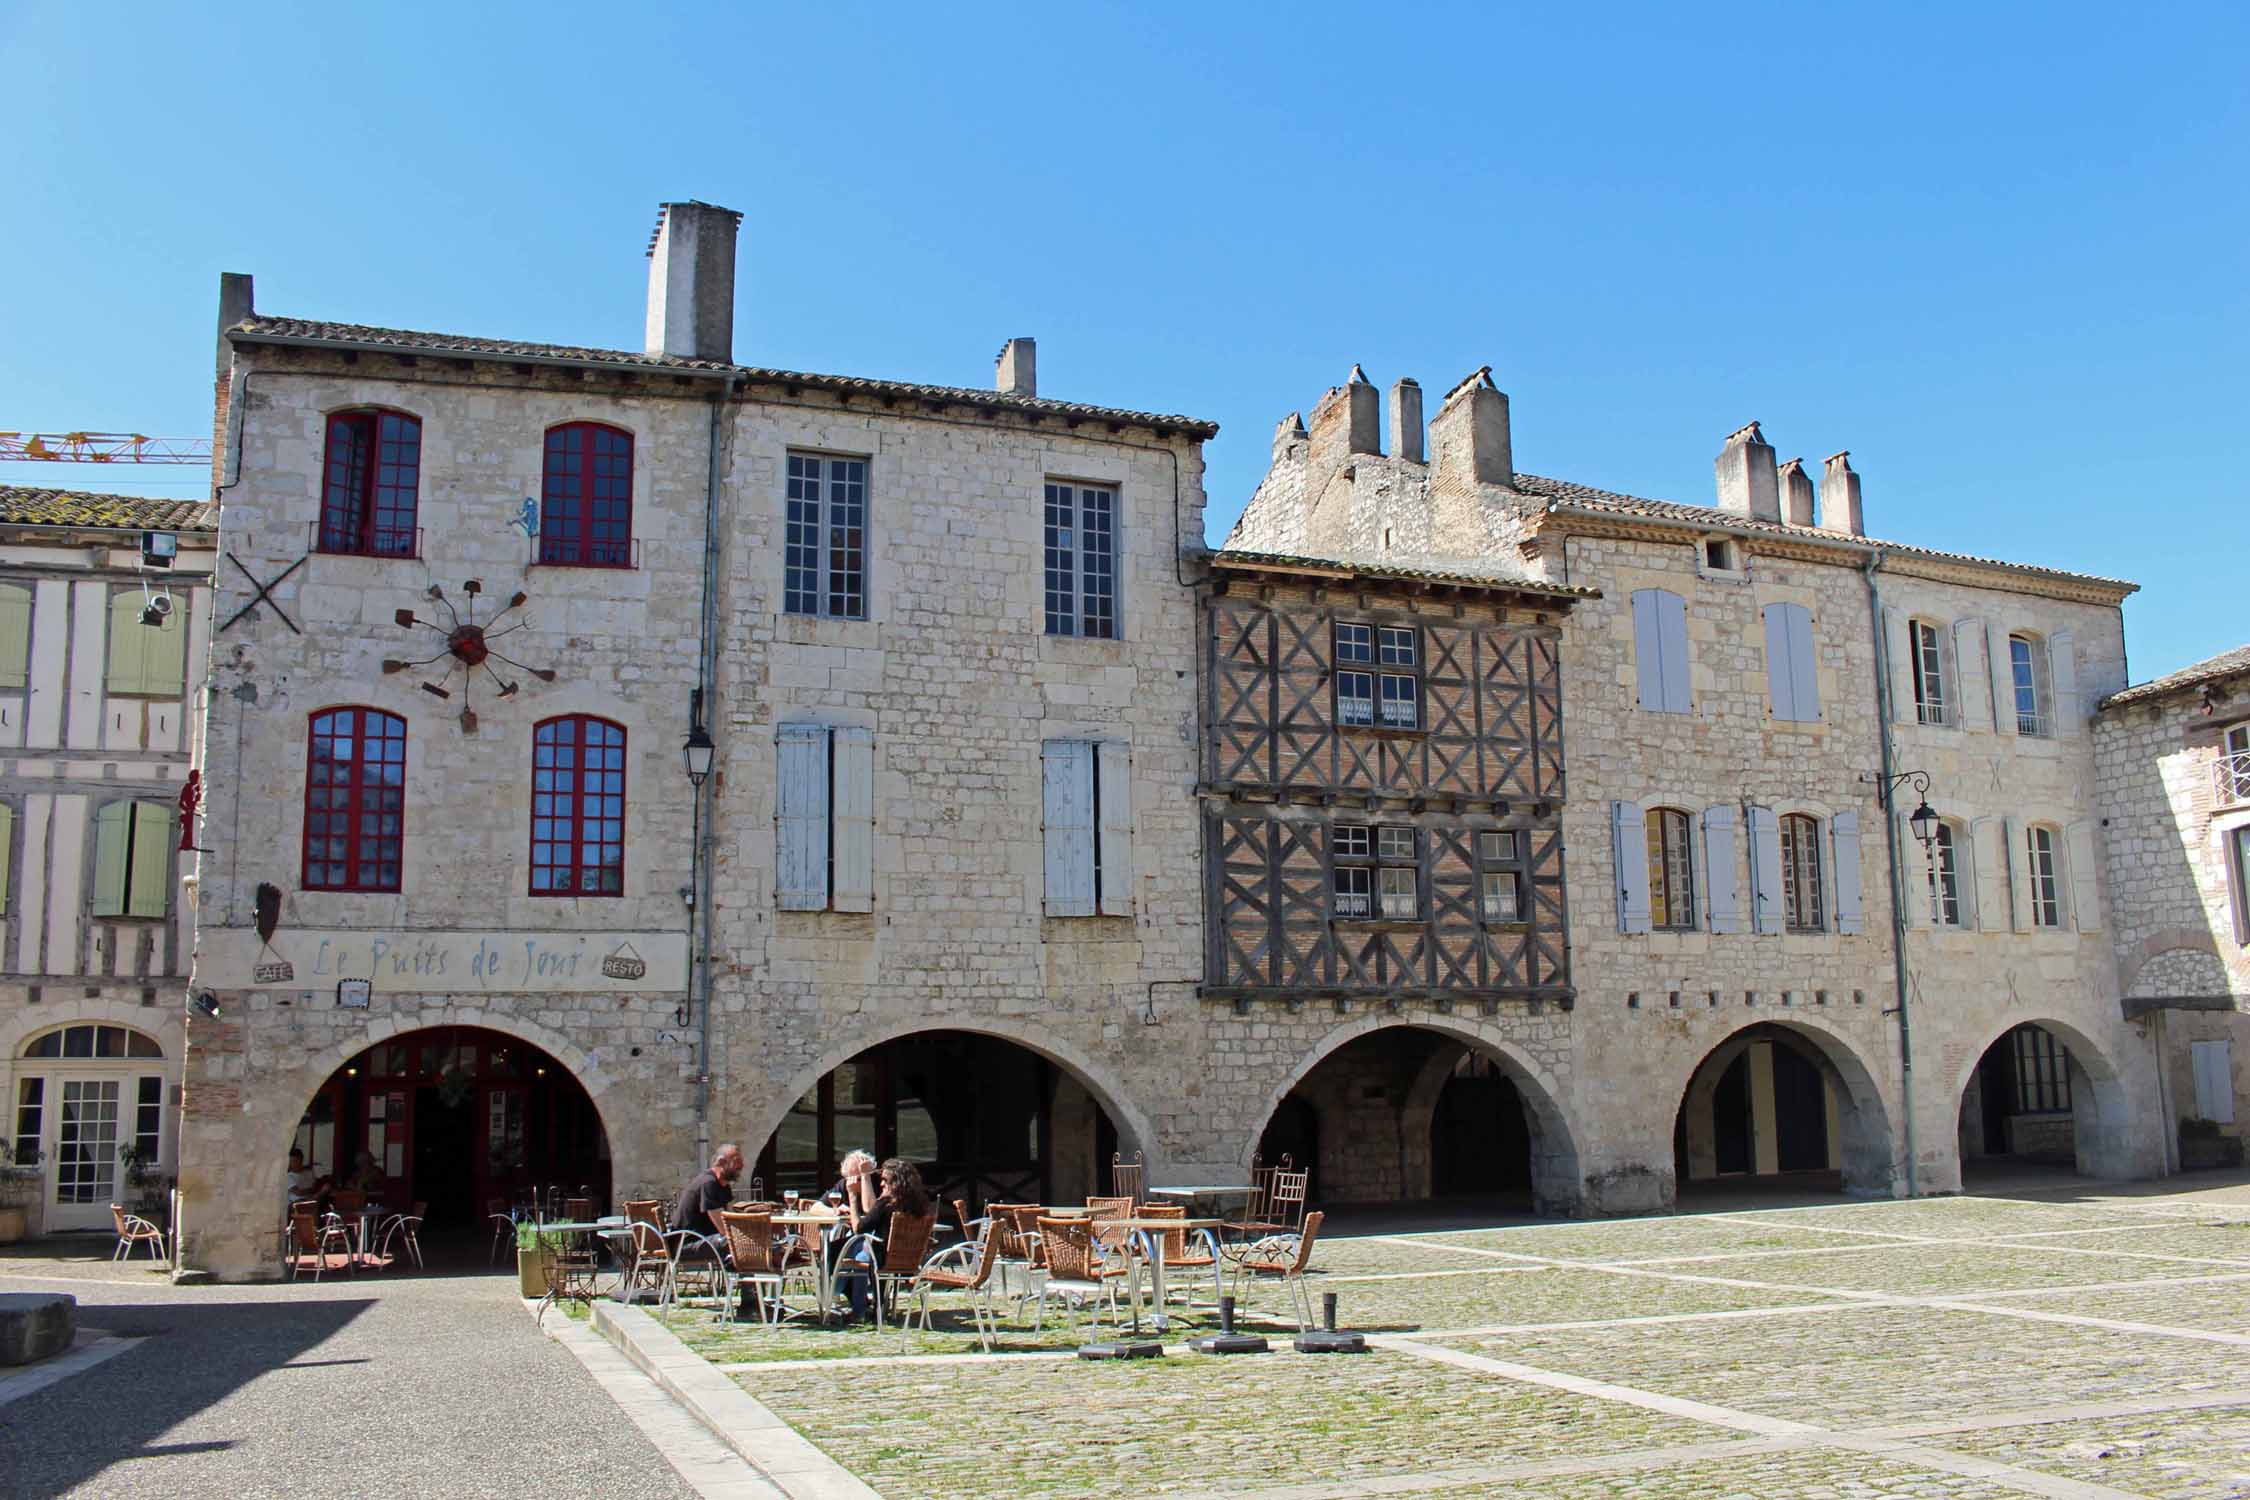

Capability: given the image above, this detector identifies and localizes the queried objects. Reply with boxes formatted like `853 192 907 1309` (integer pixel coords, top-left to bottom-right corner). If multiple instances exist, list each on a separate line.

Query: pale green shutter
0 585 31 690
91 802 131 915
0 804 14 914
106 593 147 694
140 606 187 696
127 803 174 918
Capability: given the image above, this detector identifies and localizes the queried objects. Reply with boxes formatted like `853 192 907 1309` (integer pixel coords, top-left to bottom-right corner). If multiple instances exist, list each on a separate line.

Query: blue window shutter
1042 740 1095 916
1786 606 1819 721
1762 605 1795 721
775 724 831 910
1095 740 1134 916
830 727 874 913
1611 799 1649 934
1701 803 1743 934
2050 629 2078 735
1830 810 1864 935
1656 591 1690 713
1632 591 1664 711
1746 805 1783 935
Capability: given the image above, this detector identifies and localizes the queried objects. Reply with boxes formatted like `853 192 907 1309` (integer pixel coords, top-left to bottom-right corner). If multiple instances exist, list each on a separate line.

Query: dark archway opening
1432 1054 1532 1194
1959 1023 2081 1176
1257 1093 1321 1204
755 1031 1119 1212
296 1025 609 1236
1674 1025 1844 1196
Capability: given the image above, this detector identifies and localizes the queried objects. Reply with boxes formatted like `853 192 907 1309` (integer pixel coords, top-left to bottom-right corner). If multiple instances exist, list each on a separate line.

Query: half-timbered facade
1202 554 1581 1006
0 486 213 1237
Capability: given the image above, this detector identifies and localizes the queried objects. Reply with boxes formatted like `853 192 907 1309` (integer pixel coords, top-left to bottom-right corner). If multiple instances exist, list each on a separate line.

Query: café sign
196 927 689 994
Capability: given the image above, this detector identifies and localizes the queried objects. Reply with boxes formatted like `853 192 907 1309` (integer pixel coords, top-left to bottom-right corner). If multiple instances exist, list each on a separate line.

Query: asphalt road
0 1257 702 1500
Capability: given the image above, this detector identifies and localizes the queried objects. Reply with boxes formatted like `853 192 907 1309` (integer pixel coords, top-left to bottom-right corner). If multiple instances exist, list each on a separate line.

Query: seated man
284 1148 325 1216
669 1143 746 1239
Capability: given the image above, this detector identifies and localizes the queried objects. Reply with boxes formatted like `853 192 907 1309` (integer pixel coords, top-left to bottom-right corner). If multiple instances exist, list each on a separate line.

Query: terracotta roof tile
2100 643 2250 709
0 485 216 533
1213 548 1597 601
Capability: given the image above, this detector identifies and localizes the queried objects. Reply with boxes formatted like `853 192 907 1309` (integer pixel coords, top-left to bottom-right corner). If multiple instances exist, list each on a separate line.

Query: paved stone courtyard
656 1180 2250 1500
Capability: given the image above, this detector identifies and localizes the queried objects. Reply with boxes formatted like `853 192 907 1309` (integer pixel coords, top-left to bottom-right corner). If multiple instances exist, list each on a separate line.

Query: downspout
1861 550 1918 1197
693 376 740 1165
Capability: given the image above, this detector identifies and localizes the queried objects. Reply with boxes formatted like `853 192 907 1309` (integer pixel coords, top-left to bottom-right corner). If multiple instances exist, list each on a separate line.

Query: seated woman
834 1158 930 1322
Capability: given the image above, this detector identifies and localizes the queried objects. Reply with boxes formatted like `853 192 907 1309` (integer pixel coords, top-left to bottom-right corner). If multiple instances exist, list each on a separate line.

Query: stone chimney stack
1388 378 1425 464
1820 451 1864 535
1714 422 1780 523
644 200 743 363
212 272 254 493
1273 412 1308 462
1778 457 1816 527
1308 364 1382 470
995 338 1036 397
1429 367 1513 489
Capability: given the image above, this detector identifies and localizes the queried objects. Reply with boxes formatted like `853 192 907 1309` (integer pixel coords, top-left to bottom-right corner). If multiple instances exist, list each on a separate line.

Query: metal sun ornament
382 580 556 734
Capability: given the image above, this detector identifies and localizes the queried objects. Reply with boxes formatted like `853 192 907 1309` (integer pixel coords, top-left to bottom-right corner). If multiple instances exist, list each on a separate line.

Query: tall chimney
1429 367 1513 489
1820 451 1864 535
1273 412 1308 462
1388 378 1425 464
995 338 1036 397
1778 457 1816 527
644 201 742 362
1308 364 1382 469
1715 421 1780 522
212 272 254 493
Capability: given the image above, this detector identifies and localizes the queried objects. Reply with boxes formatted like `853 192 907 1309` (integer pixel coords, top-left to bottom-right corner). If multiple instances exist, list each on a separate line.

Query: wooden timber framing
1201 557 1585 1007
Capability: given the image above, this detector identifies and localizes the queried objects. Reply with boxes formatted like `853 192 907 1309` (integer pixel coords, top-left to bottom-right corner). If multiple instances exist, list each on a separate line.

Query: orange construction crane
0 431 212 464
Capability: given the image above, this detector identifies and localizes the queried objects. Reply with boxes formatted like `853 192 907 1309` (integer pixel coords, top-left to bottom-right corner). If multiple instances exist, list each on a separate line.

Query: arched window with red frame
531 715 626 896
539 422 634 567
304 707 407 892
318 410 421 557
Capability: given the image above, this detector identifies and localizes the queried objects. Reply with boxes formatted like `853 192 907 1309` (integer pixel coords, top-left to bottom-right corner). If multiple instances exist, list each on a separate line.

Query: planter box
517 1247 552 1299
2179 1134 2244 1171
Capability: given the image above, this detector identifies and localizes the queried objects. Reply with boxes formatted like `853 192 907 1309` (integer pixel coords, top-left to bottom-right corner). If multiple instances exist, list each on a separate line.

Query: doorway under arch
1957 1021 2114 1180
1674 1022 1892 1198
754 1030 1122 1211
293 1025 610 1232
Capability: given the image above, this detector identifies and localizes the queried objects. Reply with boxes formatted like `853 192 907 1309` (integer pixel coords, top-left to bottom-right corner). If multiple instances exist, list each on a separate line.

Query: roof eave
1209 551 1597 606
229 326 739 381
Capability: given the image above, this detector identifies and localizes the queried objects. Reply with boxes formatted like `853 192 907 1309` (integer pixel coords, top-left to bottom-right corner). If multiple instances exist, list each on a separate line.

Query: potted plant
117 1143 175 1228
2178 1116 2244 1171
0 1142 40 1244
516 1218 553 1298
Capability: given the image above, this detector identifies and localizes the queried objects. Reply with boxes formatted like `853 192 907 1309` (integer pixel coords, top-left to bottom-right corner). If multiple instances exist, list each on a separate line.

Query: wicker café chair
1132 1201 1219 1305
1109 1151 1145 1206
110 1203 166 1263
288 1208 353 1281
1229 1211 1326 1331
841 1208 937 1331
714 1209 795 1326
911 1220 1006 1351
619 1220 672 1305
563 1196 593 1222
1032 1216 1121 1335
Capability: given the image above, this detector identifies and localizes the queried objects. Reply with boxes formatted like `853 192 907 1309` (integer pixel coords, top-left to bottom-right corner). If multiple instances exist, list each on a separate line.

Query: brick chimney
1778 457 1816 527
995 338 1036 397
1715 422 1779 522
1429 367 1512 489
1308 364 1382 470
1388 378 1425 465
644 201 742 362
1820 451 1864 535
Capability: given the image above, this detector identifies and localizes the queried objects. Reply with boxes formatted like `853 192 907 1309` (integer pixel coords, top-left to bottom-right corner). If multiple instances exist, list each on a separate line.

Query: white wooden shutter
1042 740 1096 917
91 801 130 916
1611 800 1649 934
1830 810 1864 935
1762 605 1797 722
1971 817 2006 931
1095 741 1134 916
775 724 831 911
1701 803 1743 934
1632 591 1666 712
1952 618 1988 731
1746 805 1784 935
1986 621 2017 738
126 803 173 918
2049 629 2078 735
2003 815 2030 931
1884 607 1914 724
2190 1040 2235 1124
830 726 874 913
0 802 13 913
2065 818 2100 930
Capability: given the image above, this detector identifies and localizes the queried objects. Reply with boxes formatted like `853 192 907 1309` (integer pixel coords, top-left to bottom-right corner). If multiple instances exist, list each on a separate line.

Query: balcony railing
2217 750 2250 808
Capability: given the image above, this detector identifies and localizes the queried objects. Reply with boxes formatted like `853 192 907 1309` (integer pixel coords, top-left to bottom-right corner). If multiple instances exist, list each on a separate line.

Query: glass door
50 1077 123 1231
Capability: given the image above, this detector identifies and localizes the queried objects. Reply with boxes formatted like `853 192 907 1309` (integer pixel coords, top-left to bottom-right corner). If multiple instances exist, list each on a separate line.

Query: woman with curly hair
837 1158 931 1321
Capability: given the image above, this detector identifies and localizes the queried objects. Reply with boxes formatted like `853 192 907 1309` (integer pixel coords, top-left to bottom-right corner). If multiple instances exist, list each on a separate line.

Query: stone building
0 485 213 1234
1223 366 2160 1210
2094 645 2250 1166
179 202 1245 1278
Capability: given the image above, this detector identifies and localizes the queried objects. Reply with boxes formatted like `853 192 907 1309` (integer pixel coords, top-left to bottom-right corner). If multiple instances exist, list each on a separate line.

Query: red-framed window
318 410 421 557
531 715 626 896
538 423 634 567
303 707 407 892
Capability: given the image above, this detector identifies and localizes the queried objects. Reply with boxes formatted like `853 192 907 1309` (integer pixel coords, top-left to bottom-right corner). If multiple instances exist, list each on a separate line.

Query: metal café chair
1228 1210 1327 1331
110 1203 166 1262
910 1221 1006 1352
840 1209 938 1332
1132 1201 1220 1307
713 1209 795 1326
379 1200 428 1271
1109 1151 1145 1206
1031 1216 1123 1335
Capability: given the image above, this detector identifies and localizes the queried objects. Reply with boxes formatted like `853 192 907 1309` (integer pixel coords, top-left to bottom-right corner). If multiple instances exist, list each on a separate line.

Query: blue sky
2 2 2241 679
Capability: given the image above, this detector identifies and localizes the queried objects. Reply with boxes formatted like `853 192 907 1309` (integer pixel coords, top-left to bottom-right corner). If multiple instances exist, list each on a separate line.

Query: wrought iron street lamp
683 689 715 787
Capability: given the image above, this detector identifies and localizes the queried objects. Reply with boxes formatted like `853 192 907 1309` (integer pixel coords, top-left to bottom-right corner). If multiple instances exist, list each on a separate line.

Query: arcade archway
1674 1022 1892 1197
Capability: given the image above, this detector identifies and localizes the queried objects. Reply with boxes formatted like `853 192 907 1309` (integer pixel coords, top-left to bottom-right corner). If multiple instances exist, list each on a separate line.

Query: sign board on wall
194 927 690 994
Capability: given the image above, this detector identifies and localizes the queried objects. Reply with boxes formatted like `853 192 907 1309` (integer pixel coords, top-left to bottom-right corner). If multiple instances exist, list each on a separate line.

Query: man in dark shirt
669 1143 746 1237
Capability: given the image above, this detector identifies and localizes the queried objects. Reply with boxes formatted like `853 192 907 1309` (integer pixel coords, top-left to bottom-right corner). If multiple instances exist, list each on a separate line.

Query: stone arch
0 998 181 1062
1949 1013 2137 1178
740 1016 1158 1178
1249 1017 1582 1214
2123 943 2233 1001
1671 1016 1896 1196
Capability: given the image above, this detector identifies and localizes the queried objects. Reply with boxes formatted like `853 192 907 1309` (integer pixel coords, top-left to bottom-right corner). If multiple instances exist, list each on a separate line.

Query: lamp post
1861 766 1939 1199
683 690 715 1151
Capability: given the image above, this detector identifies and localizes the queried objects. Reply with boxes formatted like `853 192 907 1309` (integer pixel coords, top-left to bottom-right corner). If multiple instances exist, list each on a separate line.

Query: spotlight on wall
141 594 173 628
189 990 221 1019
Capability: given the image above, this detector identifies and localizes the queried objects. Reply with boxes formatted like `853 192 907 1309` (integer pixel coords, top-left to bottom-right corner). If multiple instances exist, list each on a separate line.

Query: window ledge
1331 917 1426 931
1336 724 1427 739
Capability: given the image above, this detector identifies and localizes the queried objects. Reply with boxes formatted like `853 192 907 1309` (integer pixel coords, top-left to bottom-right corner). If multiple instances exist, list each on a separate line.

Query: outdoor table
772 1211 847 1323
1147 1185 1255 1214
1103 1216 1224 1334
342 1208 389 1268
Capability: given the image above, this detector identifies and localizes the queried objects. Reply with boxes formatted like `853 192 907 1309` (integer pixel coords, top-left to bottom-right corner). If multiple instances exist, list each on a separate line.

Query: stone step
0 1293 77 1366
